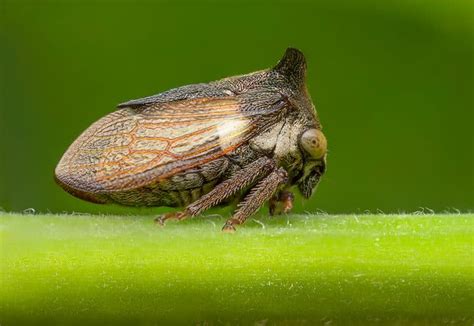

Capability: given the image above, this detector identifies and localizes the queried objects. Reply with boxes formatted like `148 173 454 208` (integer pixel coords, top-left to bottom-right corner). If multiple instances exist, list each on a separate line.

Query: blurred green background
0 0 472 215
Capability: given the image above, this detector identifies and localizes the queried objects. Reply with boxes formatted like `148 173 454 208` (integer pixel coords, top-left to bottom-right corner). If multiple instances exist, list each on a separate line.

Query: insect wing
55 94 285 193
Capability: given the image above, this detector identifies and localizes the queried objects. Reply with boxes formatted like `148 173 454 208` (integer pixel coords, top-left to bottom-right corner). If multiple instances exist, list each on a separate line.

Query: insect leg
155 156 277 225
269 191 294 216
222 167 288 232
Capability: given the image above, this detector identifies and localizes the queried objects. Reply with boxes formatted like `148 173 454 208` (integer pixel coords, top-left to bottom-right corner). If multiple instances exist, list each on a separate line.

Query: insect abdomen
104 157 234 207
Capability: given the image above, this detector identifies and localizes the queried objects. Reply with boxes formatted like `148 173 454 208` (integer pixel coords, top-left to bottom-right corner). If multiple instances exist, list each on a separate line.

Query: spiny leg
269 191 294 216
155 157 276 225
222 167 288 232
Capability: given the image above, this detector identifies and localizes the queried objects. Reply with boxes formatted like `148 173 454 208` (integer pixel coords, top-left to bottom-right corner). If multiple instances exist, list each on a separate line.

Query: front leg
155 157 276 225
269 190 294 216
222 168 288 232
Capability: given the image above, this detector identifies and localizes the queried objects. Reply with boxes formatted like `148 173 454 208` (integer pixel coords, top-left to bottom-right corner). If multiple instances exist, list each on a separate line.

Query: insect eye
300 128 327 159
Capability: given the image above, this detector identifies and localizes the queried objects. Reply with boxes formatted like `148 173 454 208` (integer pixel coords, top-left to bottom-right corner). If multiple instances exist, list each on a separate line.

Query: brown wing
55 95 286 193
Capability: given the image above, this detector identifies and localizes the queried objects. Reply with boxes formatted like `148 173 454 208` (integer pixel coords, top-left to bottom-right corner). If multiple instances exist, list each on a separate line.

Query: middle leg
222 167 288 232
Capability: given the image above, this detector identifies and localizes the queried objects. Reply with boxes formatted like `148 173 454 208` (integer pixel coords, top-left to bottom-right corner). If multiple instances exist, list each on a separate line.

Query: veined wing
55 94 287 193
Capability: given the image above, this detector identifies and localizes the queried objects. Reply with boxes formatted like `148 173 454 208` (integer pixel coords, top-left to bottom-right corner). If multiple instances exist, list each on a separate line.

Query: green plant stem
1 213 473 325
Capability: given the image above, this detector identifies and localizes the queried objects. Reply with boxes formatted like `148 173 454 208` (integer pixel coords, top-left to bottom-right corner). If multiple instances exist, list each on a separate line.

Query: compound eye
300 128 327 159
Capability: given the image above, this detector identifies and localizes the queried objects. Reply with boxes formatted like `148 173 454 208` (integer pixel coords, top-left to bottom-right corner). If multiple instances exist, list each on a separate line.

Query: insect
55 48 327 232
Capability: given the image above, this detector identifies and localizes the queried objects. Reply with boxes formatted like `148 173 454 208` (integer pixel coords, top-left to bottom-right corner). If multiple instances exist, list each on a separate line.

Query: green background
1 0 473 215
